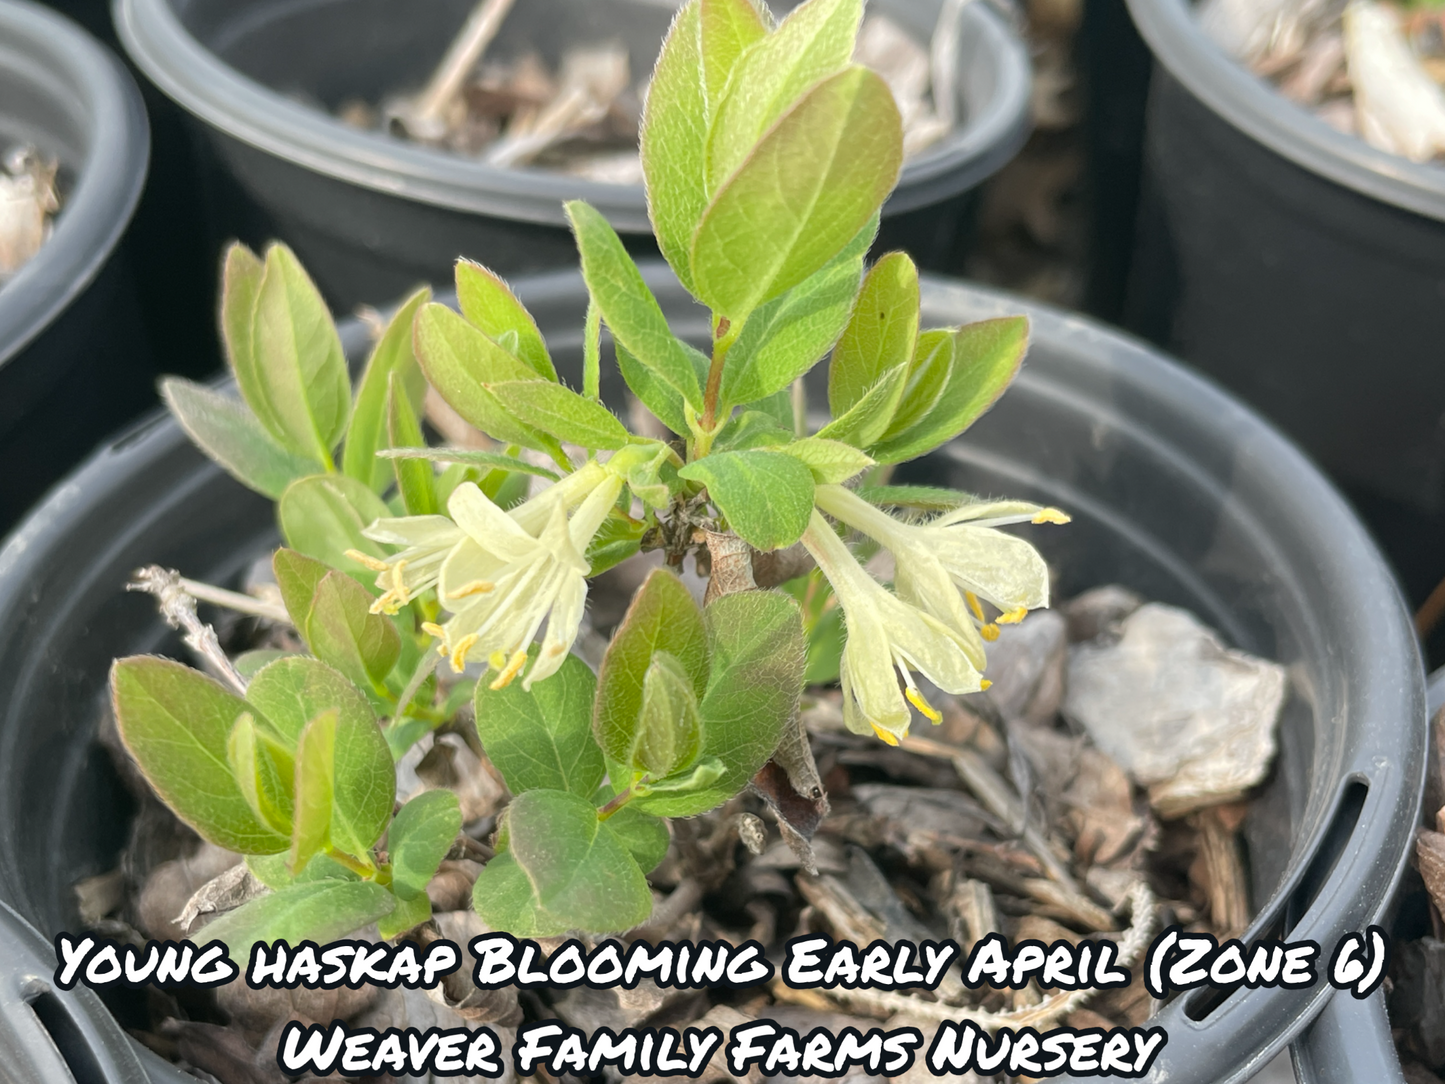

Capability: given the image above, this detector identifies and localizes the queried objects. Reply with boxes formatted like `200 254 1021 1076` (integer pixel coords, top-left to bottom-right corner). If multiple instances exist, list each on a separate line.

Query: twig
400 0 517 140
178 577 289 624
128 566 247 695
824 879 1156 1030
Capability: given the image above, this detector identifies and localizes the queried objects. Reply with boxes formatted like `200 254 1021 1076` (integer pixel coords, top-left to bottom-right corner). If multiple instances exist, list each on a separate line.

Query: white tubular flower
348 516 465 616
429 463 623 689
813 484 1067 655
800 510 983 746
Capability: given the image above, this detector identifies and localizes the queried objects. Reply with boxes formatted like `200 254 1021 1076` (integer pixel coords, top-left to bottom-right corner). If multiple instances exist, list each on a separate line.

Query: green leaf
111 657 288 854
386 373 437 515
638 591 805 816
228 712 294 834
702 0 768 111
828 251 920 418
220 242 282 442
343 287 431 492
853 484 975 511
474 653 605 796
251 243 350 462
586 509 646 575
599 804 670 874
567 201 703 408
470 852 566 937
677 449 815 550
412 302 559 453
713 410 793 452
487 380 633 450
455 260 556 380
273 548 330 633
378 891 432 941
289 709 335 872
245 657 394 862
278 474 392 577
880 327 954 441
161 378 321 500
378 446 558 480
706 0 861 189
814 362 909 448
615 340 709 437
779 437 874 484
869 317 1029 464
594 569 709 769
246 851 357 890
203 880 394 956
693 66 902 320
389 789 462 900
719 252 864 410
306 571 402 690
640 0 705 293
477 789 652 934
234 649 294 680
632 756 725 806
632 652 702 776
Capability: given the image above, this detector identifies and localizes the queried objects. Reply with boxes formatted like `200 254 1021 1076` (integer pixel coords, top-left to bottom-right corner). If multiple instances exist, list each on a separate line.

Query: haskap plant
110 0 1068 944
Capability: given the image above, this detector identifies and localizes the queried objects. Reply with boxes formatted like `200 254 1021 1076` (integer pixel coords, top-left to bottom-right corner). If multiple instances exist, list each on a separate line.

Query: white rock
1062 603 1284 817
1344 0 1445 162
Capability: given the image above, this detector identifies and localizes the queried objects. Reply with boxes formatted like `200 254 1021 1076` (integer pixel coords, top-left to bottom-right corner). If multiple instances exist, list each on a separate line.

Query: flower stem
700 314 740 438
597 775 650 820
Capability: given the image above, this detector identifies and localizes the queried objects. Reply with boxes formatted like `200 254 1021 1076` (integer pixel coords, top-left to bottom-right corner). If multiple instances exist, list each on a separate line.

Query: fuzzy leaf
615 341 709 437
220 243 282 441
161 378 322 500
413 302 559 453
203 880 394 956
305 571 402 690
246 852 357 890
377 447 558 480
718 250 864 409
706 0 861 189
245 655 371 748
250 244 350 462
455 260 555 380
635 591 805 817
594 569 709 769
586 509 646 575
474 653 605 796
389 789 462 901
854 484 975 510
713 410 793 452
702 0 768 111
378 891 433 941
881 327 954 441
273 548 330 633
289 709 336 872
779 437 874 484
869 317 1029 463
693 66 902 320
567 201 703 408
828 252 920 418
278 474 392 577
632 651 703 777
228 712 294 834
487 380 633 450
677 449 815 550
599 804 671 874
343 287 430 492
386 374 437 515
470 852 565 937
814 362 909 448
477 789 652 934
111 657 288 854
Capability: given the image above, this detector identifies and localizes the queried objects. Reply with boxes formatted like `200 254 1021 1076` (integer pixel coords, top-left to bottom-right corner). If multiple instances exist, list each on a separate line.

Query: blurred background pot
1119 0 1445 665
0 268 1424 1083
0 0 152 537
113 0 1031 313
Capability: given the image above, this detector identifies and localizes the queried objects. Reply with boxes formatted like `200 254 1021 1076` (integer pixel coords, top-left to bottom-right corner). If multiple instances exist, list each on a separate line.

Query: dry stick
178 577 290 625
128 566 248 695
826 880 1157 1030
405 0 518 136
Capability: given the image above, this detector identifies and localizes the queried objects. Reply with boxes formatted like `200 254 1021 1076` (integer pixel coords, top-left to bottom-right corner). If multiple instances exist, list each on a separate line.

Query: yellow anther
870 723 900 747
905 686 942 723
344 549 391 572
980 678 993 690
1032 508 1071 525
981 624 1000 642
420 622 446 639
449 633 479 673
996 606 1029 625
966 591 986 622
370 590 404 616
447 579 495 599
489 648 529 690
488 650 507 670
388 560 411 605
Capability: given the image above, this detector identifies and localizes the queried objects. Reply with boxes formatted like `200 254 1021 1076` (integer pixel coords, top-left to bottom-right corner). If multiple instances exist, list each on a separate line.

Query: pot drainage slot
1181 778 1368 1023
25 989 106 1084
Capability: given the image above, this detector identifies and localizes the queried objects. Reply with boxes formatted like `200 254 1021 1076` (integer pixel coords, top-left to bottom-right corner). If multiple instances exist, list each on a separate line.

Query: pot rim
1125 0 1445 224
111 0 1031 230
0 0 149 368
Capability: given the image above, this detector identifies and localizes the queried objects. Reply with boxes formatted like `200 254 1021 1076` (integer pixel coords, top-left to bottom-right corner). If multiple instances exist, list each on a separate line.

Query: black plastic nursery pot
0 268 1426 1083
1118 0 1445 650
0 0 153 537
112 0 1031 313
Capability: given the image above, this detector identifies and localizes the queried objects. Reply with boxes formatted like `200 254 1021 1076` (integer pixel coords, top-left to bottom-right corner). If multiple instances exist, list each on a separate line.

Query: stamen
447 579 496 599
344 549 391 572
870 723 900 746
966 591 986 622
489 647 529 690
996 606 1029 625
1032 508 1071 525
420 621 446 638
981 624 1000 642
980 678 993 690
905 686 942 723
388 560 411 606
488 650 507 670
449 632 479 673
